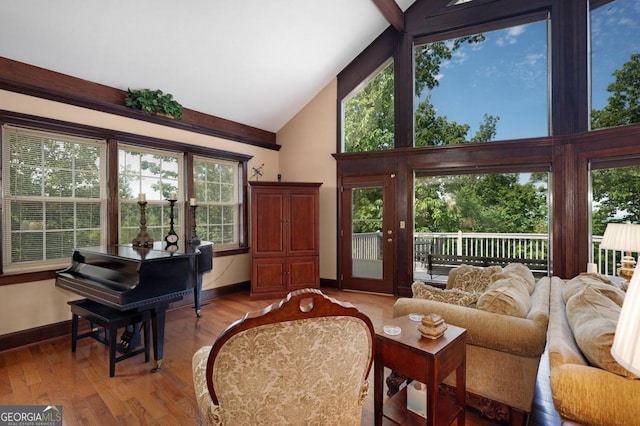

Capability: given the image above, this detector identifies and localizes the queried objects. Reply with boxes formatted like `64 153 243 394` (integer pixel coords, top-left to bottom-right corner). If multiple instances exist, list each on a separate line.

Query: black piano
56 241 213 370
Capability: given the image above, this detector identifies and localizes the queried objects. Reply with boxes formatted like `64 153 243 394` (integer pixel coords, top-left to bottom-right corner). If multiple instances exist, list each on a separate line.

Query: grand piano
55 241 213 371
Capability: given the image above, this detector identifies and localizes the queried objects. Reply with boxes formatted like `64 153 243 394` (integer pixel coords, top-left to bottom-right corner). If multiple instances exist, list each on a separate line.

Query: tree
591 53 640 130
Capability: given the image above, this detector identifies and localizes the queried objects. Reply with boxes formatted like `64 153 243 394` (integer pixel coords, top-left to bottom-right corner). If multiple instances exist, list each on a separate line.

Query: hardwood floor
0 288 561 425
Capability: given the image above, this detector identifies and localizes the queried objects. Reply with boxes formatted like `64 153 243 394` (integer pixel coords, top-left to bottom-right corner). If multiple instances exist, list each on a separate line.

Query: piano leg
150 304 169 372
194 274 203 317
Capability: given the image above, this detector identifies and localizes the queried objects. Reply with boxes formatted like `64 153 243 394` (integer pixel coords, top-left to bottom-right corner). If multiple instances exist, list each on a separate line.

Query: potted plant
125 88 184 120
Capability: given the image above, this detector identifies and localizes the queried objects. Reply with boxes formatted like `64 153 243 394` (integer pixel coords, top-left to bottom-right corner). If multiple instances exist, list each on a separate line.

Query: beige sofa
548 273 640 425
393 264 556 426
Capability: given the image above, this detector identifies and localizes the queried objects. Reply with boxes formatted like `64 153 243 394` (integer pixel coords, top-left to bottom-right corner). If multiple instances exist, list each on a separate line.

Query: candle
138 193 146 202
190 198 197 206
169 192 177 200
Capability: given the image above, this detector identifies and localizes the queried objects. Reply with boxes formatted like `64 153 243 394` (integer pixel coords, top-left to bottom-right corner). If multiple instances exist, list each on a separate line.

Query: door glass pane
352 186 383 279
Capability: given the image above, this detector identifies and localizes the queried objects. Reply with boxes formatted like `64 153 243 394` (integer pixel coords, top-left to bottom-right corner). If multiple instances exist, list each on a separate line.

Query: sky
419 0 640 141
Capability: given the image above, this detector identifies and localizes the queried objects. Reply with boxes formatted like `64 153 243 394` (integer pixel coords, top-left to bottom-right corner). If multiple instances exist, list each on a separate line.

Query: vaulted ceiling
0 0 415 133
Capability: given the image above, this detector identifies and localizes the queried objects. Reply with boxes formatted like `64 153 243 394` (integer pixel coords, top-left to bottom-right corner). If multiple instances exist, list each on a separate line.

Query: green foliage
343 62 395 152
414 173 548 234
591 53 640 130
125 88 184 120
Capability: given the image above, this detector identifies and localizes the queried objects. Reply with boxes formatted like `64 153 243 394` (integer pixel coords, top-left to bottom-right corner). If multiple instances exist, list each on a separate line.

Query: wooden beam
371 0 405 32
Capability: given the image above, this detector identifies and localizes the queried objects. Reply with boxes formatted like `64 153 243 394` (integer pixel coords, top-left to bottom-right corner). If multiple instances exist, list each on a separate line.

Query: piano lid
56 241 213 310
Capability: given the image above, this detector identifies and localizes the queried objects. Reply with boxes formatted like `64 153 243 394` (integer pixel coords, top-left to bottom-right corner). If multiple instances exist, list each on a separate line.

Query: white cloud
496 25 526 47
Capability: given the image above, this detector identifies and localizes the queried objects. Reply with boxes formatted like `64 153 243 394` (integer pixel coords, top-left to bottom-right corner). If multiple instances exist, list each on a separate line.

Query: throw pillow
566 285 637 379
476 276 531 318
411 281 478 307
446 264 503 293
562 273 624 307
502 263 536 294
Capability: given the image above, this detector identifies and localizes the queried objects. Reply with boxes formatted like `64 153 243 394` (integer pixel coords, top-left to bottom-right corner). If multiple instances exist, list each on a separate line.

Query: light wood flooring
0 288 561 425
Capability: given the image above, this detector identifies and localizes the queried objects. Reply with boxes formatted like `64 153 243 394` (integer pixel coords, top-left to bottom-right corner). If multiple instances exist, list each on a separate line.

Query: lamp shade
600 222 640 252
611 265 640 376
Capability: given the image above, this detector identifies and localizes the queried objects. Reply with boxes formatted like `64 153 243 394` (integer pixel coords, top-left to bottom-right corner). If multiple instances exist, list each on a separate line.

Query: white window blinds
2 125 107 273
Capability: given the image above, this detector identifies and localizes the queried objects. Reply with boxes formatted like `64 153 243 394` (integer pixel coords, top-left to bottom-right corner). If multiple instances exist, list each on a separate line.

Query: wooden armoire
249 181 322 299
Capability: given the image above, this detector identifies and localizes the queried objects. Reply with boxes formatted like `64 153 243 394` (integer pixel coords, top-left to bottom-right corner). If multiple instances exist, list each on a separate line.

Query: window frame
1 125 107 274
0 112 252 282
193 156 241 249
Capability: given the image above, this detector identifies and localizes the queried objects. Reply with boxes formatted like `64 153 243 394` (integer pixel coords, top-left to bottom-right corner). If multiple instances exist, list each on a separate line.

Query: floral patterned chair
192 288 375 425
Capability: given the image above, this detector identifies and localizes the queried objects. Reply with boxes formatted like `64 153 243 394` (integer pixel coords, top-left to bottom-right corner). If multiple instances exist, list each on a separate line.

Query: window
118 145 182 244
342 60 395 152
590 0 640 130
413 170 550 281
2 125 106 273
414 19 549 145
193 156 239 247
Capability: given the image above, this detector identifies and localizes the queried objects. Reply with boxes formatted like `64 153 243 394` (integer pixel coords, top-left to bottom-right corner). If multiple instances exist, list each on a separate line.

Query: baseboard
0 281 251 352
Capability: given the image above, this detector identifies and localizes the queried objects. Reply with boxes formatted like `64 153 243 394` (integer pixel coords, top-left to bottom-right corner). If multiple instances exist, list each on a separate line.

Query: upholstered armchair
192 288 375 425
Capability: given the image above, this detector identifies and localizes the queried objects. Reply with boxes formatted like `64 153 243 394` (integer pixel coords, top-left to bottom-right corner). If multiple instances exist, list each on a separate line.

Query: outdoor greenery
125 88 184 120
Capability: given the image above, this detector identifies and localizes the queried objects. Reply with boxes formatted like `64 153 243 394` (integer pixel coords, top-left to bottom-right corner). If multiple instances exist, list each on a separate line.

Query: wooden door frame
338 174 396 294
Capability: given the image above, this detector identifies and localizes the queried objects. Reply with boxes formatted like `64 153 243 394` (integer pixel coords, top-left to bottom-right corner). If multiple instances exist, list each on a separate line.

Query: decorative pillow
502 263 536 294
411 281 478 307
563 273 624 307
566 285 637 379
446 265 503 293
476 276 531 318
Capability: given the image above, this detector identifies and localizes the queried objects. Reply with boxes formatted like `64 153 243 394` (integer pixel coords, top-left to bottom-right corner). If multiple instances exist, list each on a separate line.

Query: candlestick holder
164 197 179 251
190 203 201 247
132 201 154 248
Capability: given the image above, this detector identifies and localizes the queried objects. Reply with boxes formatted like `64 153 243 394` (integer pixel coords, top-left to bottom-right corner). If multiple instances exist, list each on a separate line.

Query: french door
339 174 395 294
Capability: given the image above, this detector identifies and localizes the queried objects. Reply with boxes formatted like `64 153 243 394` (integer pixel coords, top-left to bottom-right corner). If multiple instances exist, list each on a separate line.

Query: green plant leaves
125 88 184 120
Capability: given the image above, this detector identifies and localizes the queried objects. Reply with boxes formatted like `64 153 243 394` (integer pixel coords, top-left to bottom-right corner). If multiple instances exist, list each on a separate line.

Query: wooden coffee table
374 316 466 425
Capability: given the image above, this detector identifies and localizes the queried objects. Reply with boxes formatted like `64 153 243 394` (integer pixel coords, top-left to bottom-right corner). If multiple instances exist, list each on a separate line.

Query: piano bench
68 299 151 377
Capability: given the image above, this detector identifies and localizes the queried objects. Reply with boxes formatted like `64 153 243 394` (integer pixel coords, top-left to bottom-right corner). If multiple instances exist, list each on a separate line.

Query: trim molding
0 282 251 351
0 57 279 150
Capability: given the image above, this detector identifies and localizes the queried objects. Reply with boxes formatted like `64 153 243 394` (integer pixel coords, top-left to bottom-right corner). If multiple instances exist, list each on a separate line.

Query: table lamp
611 265 640 376
600 222 640 281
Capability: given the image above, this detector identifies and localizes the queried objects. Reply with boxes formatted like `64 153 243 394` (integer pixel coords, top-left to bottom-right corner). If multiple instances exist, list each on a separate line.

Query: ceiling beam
371 0 405 32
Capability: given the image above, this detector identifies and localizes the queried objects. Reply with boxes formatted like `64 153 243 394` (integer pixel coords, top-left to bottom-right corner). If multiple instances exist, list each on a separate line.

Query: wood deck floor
0 287 561 425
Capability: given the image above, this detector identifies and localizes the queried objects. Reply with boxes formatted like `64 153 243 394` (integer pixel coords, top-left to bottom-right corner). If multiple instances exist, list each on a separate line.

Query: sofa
392 263 556 425
548 273 640 425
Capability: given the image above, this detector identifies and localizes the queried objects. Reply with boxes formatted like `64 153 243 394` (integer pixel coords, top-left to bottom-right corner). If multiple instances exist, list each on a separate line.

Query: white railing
414 231 549 260
352 231 632 276
352 231 383 261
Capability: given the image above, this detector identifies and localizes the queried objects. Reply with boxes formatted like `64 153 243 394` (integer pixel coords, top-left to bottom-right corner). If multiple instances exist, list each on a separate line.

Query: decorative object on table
599 222 640 281
250 163 264 181
406 380 427 418
132 193 154 248
125 88 184 120
164 192 179 251
417 312 447 339
189 198 201 247
612 265 640 376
